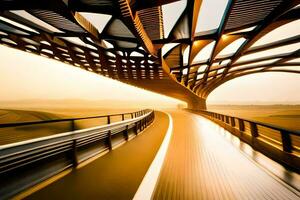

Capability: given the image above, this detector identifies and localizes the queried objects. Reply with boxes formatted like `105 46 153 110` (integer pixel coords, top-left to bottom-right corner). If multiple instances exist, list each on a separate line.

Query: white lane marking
133 112 173 200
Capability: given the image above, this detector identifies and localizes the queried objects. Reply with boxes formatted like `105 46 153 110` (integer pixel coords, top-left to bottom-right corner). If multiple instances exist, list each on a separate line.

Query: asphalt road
26 111 169 200
153 110 300 200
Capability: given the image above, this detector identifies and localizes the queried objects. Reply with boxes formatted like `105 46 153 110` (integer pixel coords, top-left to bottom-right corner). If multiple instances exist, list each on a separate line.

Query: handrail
201 110 300 136
0 110 152 150
0 110 155 199
190 109 300 172
0 109 149 128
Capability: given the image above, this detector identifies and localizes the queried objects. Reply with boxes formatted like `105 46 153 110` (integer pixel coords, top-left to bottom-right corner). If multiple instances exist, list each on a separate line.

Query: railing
0 109 150 145
192 110 300 172
0 110 150 129
0 109 155 199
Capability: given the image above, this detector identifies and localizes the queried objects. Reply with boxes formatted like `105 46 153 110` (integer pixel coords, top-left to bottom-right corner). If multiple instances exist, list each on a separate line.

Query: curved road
25 111 169 200
23 110 300 200
153 110 300 199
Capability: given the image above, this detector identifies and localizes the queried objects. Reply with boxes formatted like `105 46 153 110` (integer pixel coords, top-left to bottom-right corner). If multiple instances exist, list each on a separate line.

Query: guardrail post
134 122 138 135
131 113 133 119
123 125 129 141
238 119 245 132
138 121 141 131
107 116 111 124
107 130 112 150
140 120 142 131
225 116 229 124
141 119 144 131
122 114 124 121
281 131 292 153
71 119 75 131
72 139 78 166
250 122 258 137
146 115 149 126
141 119 143 130
230 117 235 127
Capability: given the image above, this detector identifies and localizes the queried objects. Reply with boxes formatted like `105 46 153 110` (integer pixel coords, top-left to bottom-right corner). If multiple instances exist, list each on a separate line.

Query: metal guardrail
192 110 300 172
0 109 155 199
0 109 150 145
0 109 149 129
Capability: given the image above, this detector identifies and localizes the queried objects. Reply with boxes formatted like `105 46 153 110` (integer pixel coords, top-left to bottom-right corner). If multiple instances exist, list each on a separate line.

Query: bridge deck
24 111 169 200
153 111 300 199
21 111 300 200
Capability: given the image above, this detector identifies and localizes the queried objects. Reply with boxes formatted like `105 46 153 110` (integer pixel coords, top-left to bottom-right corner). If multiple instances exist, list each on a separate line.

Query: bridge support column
187 98 207 110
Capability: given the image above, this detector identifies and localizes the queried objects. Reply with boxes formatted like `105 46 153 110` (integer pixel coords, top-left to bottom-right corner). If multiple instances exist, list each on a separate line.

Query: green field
0 108 137 145
207 105 300 131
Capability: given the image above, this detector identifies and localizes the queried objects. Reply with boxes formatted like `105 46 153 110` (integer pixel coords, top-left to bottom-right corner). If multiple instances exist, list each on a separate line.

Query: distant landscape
1 99 300 145
0 99 142 145
207 104 300 131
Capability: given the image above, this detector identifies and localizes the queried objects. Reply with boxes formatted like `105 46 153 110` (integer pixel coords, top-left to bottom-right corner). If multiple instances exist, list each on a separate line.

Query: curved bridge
0 0 299 109
0 1 300 198
0 110 155 199
1 110 299 199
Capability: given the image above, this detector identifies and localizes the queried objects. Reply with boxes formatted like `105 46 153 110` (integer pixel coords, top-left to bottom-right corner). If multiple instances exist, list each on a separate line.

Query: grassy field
0 108 137 145
207 105 300 131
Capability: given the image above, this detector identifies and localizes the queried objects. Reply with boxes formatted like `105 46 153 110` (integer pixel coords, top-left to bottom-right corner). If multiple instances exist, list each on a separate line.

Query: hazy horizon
0 98 184 109
1 98 300 106
0 98 300 110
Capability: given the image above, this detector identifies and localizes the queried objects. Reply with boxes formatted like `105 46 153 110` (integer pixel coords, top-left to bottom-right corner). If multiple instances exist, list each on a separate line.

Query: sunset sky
207 72 300 104
0 44 299 107
0 45 184 108
0 1 299 108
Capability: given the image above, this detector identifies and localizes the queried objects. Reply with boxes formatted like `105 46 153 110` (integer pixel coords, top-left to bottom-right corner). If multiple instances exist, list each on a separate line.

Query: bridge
0 0 300 199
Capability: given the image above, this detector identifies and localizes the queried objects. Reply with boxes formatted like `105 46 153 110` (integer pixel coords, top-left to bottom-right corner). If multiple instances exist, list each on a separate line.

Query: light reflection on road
196 113 300 191
152 110 300 199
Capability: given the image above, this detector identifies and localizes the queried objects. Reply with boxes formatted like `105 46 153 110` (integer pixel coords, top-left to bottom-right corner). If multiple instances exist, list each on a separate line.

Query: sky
0 45 184 108
207 72 300 104
1 44 299 108
0 2 299 107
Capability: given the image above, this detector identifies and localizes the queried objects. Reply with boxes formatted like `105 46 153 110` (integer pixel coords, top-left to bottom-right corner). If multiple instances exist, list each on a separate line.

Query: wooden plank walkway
153 111 300 200
25 111 169 200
